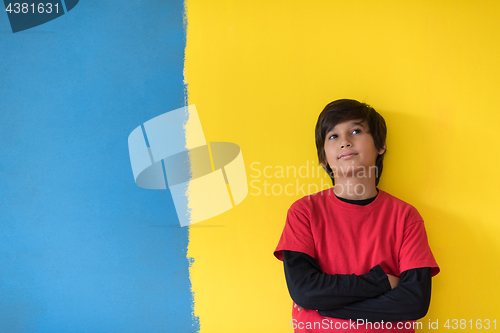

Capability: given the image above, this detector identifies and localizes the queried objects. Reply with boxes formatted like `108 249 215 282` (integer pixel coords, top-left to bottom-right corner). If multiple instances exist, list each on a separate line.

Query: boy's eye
352 128 361 134
328 134 337 139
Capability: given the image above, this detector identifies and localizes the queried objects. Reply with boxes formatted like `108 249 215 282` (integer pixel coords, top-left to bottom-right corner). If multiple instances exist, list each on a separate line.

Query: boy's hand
387 274 400 289
294 302 305 311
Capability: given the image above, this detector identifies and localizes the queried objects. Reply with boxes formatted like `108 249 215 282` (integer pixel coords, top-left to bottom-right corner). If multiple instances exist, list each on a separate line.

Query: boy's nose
341 142 352 149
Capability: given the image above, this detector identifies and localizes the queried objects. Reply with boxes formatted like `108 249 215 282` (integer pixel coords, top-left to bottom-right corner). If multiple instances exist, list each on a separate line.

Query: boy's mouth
338 152 358 159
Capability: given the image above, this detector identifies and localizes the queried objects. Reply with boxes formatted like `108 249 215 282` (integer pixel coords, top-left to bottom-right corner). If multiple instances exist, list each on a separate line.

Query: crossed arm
283 250 432 322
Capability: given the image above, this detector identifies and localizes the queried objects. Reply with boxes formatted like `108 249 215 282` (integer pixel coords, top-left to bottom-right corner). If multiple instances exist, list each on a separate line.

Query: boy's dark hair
315 99 387 186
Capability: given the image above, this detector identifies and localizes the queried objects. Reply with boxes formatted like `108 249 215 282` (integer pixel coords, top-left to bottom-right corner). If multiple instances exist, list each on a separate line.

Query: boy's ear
378 143 386 155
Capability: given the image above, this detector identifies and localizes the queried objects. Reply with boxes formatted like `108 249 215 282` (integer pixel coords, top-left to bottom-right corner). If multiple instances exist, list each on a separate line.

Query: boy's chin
332 165 378 178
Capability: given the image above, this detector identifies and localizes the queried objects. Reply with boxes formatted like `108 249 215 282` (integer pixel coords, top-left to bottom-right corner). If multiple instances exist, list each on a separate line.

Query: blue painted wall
0 1 198 332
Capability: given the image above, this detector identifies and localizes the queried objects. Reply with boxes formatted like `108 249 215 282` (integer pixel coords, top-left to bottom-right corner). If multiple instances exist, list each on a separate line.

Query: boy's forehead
328 119 367 132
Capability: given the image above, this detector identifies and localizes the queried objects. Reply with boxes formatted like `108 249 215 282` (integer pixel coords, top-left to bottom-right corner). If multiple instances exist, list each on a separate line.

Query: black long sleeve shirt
283 250 432 322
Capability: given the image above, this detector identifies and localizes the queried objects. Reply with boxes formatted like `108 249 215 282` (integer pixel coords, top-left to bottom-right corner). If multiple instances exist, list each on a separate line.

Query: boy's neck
333 176 379 200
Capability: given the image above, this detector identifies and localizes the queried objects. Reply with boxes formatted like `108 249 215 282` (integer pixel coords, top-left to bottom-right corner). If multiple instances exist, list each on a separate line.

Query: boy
274 99 439 332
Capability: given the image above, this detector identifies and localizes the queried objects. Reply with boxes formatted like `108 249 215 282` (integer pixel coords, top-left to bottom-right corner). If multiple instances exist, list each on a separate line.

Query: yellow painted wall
185 1 500 331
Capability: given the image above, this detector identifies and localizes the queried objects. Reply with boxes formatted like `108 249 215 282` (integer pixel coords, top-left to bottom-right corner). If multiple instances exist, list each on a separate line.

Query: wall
0 1 199 332
2 1 499 332
185 1 500 332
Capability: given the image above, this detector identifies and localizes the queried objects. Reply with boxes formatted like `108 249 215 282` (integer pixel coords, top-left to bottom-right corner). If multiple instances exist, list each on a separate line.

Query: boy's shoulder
375 190 423 222
378 189 413 205
285 188 332 217
379 190 419 209
286 189 424 228
290 188 334 207
289 188 419 215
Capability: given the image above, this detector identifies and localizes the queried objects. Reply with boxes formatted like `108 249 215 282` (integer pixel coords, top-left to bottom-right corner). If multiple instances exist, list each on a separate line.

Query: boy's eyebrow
327 120 366 134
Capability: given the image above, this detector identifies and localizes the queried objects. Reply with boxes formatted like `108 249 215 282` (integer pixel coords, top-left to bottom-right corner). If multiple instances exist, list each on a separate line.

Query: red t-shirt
274 188 439 332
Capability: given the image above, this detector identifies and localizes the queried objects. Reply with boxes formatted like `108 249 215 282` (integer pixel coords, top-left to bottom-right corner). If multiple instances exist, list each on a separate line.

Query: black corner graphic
4 0 79 33
64 0 77 12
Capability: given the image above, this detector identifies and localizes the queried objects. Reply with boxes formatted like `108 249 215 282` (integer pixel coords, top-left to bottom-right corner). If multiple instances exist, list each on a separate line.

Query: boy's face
323 119 385 179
